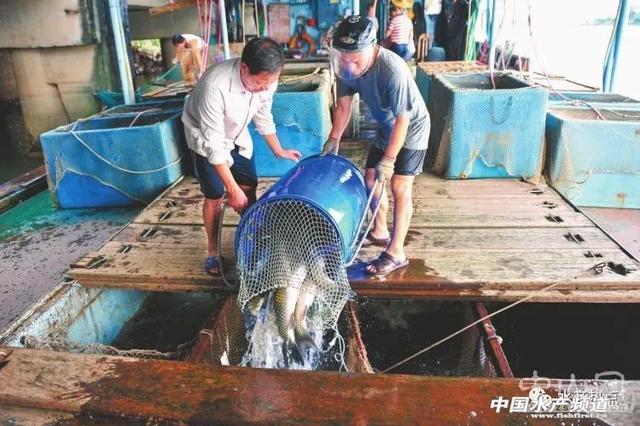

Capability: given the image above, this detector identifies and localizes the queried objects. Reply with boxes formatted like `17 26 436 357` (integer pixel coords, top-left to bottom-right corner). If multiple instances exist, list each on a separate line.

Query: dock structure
67 141 640 303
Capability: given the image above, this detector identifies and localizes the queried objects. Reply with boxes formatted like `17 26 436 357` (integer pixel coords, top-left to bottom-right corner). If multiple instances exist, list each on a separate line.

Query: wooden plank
349 249 640 291
1 348 634 424
113 224 619 251
68 241 640 297
165 173 559 202
149 0 196 16
133 194 589 228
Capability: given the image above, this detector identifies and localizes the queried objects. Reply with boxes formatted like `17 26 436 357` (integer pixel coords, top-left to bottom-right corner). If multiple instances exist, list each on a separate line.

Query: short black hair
172 34 185 45
241 37 284 74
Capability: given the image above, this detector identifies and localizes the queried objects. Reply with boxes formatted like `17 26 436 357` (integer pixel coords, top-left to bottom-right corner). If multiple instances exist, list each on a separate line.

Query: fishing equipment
235 154 369 331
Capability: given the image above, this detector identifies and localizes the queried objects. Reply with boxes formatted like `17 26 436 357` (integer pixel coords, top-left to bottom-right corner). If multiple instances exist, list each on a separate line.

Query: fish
274 285 300 347
293 280 318 355
246 293 267 317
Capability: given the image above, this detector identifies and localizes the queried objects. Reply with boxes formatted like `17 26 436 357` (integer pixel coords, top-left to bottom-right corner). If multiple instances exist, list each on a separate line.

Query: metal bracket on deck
117 244 133 254
0 349 12 371
564 232 585 244
158 210 173 221
140 227 159 239
584 251 603 258
541 201 558 209
529 188 544 195
545 215 564 223
87 255 108 269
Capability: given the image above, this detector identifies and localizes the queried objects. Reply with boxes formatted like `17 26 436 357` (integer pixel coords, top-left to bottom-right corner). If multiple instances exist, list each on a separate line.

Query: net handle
346 178 384 266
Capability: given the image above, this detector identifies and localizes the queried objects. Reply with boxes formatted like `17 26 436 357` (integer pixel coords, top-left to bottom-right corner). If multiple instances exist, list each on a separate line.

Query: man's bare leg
202 185 256 274
365 168 390 240
386 174 414 260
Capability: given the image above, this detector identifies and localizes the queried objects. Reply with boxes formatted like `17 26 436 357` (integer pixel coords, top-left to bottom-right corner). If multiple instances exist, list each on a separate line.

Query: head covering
330 15 377 52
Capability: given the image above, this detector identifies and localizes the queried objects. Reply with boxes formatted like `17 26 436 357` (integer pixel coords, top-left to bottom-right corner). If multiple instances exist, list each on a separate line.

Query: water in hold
241 291 333 370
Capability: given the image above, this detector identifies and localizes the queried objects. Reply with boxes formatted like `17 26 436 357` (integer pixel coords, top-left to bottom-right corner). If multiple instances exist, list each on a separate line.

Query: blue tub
428 72 548 179
249 73 332 177
545 107 640 208
548 91 640 109
104 98 185 116
237 154 368 262
415 62 487 114
41 111 185 208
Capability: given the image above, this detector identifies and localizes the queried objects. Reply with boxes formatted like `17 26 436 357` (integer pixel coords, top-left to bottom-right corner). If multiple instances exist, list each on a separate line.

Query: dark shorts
365 145 426 176
192 149 257 200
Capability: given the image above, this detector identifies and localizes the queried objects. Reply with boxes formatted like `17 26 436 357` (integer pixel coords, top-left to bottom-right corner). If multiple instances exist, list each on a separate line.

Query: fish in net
235 199 353 369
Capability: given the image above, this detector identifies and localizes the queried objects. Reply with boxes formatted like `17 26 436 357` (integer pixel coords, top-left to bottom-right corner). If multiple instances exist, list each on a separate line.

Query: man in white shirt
182 38 301 275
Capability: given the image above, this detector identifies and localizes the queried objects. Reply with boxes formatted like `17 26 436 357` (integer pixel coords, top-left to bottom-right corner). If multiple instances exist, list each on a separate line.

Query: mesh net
549 107 640 122
417 61 487 76
21 335 182 360
185 295 247 366
236 199 352 331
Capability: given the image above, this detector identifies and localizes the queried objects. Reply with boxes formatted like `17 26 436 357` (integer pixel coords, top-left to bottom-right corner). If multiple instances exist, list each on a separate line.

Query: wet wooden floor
67 142 640 302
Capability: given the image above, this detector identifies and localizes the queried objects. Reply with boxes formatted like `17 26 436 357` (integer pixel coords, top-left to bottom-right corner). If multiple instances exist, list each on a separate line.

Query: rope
347 179 384 266
217 202 237 289
68 119 184 175
127 108 163 127
382 262 608 373
279 67 321 84
523 1 607 121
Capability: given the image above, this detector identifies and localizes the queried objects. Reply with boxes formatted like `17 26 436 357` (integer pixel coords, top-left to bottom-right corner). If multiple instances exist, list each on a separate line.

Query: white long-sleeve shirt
182 58 277 166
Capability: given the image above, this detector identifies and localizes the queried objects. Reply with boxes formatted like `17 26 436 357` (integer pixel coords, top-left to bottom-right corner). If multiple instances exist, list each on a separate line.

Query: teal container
40 111 185 208
249 76 332 177
545 107 640 208
415 62 487 115
428 72 548 179
104 98 185 116
548 91 640 109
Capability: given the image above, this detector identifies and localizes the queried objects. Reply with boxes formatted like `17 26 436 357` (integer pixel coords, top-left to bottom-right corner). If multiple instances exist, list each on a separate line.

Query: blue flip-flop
204 256 221 276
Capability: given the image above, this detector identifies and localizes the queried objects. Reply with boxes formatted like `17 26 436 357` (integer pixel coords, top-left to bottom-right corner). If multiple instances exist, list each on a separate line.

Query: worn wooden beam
149 0 196 16
1 348 634 424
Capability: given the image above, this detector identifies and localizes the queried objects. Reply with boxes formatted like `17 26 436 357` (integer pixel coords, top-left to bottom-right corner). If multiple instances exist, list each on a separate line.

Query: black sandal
365 251 409 277
362 232 391 248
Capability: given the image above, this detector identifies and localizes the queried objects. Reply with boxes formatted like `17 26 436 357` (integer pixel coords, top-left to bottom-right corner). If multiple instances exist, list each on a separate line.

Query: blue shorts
365 145 426 176
192 149 257 200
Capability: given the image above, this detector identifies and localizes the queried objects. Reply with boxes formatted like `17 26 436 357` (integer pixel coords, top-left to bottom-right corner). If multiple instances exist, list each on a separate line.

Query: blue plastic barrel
236 154 368 262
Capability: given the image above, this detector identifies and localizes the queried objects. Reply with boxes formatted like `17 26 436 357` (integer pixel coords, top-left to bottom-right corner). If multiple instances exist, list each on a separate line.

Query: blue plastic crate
428 72 548 179
548 91 640 109
41 111 185 208
415 62 487 114
104 98 185 116
250 77 331 177
545 107 640 208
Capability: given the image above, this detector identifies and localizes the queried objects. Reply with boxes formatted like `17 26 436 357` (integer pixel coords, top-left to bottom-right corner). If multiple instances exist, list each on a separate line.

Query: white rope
382 262 609 373
127 108 163 127
69 120 184 175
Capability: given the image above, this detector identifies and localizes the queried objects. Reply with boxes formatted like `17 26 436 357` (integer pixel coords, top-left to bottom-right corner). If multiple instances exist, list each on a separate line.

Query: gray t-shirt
337 47 429 151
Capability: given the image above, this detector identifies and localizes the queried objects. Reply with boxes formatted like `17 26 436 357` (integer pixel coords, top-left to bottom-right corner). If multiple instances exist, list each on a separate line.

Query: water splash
241 292 327 370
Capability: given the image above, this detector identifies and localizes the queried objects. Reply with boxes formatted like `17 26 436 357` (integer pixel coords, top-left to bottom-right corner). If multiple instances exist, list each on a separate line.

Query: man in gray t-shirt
323 16 430 277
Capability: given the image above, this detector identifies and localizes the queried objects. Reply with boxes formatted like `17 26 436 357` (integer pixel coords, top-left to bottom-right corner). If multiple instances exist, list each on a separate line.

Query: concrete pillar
11 49 70 145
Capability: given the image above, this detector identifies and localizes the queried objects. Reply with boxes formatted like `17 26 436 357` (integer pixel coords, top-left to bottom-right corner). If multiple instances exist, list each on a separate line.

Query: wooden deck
67 143 640 302
1 348 636 424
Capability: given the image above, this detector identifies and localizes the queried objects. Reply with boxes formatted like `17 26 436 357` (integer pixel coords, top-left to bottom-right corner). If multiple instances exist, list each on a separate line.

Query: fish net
236 199 352 331
20 335 184 360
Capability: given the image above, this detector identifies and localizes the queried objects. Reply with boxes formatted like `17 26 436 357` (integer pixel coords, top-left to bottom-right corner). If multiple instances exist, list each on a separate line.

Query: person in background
424 0 441 49
385 6 414 61
365 0 379 31
172 33 206 82
288 24 317 57
182 38 301 276
323 16 430 277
